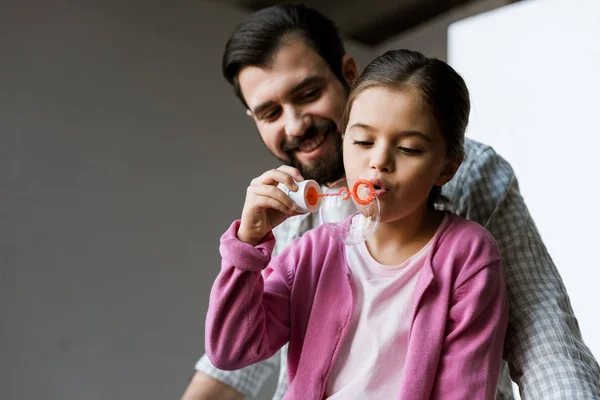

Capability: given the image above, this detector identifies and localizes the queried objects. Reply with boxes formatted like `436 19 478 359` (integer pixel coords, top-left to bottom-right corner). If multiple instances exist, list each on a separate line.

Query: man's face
238 39 353 184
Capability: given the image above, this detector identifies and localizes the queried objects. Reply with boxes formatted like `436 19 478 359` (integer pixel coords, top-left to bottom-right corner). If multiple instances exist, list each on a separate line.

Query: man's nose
284 109 311 137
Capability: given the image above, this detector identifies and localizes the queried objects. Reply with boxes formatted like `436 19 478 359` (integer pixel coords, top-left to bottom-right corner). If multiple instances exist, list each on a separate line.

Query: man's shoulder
464 138 502 163
464 137 490 152
462 138 515 176
442 138 517 223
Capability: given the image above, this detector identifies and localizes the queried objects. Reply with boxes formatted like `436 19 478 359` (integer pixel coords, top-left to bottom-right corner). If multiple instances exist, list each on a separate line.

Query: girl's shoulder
435 212 501 266
442 212 496 239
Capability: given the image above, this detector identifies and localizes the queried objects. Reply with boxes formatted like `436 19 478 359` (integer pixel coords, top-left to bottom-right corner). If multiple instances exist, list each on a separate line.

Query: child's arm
204 166 304 370
204 220 294 371
431 259 509 400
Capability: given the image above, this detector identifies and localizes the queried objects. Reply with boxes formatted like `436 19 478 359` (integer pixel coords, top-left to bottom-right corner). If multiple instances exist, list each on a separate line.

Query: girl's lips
366 178 391 198
374 187 389 198
368 178 389 189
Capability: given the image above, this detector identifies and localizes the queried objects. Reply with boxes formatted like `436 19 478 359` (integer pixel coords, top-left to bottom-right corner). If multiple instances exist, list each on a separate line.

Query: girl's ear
435 156 462 186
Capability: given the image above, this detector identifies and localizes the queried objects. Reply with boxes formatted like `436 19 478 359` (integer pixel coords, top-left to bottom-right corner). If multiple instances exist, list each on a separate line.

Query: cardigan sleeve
205 220 293 371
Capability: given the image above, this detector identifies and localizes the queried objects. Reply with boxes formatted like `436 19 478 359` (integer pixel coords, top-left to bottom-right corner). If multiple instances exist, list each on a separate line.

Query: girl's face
342 86 456 224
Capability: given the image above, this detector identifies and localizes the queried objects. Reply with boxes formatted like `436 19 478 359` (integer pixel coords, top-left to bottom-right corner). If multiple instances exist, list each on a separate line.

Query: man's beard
278 118 345 185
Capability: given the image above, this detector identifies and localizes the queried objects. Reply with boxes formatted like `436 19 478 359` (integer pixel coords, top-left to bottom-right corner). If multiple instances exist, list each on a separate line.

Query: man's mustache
282 120 337 153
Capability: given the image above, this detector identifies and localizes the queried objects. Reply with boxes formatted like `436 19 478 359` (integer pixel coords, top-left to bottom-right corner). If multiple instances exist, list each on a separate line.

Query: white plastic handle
277 179 322 213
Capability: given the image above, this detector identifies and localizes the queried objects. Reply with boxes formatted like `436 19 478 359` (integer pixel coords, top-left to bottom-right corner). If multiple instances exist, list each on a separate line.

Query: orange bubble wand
305 179 376 207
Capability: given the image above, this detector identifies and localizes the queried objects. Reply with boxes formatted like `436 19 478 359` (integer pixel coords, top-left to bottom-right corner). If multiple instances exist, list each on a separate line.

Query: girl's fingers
276 165 304 182
251 168 301 193
248 184 299 214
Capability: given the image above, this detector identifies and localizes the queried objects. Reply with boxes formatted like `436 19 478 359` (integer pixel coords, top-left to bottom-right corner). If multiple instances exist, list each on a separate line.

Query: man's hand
180 371 244 400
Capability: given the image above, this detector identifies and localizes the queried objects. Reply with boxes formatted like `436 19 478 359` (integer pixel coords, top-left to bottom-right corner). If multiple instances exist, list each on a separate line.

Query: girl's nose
369 146 394 173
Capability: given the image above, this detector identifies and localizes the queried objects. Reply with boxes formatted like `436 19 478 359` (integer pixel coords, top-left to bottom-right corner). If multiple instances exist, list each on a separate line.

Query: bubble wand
278 179 376 213
278 178 380 245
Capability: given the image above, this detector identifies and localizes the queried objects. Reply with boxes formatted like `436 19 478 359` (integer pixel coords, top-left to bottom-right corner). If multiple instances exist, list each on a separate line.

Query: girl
205 49 508 400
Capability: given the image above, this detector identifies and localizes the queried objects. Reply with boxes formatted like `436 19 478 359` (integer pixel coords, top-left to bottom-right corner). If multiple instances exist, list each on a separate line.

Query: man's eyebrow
251 75 326 116
348 123 433 141
289 75 326 95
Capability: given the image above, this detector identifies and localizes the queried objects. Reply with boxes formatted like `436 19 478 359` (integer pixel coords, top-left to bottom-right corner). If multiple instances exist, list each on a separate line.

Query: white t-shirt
325 215 448 399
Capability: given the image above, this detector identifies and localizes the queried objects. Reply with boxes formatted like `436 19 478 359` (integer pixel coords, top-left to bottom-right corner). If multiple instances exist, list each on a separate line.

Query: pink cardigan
205 213 508 399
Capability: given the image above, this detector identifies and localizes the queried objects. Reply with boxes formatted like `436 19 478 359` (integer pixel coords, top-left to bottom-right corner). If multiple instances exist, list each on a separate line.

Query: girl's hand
237 166 305 246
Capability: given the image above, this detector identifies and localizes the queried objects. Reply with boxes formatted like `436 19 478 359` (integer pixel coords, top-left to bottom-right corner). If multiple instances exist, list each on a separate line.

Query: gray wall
0 1 372 399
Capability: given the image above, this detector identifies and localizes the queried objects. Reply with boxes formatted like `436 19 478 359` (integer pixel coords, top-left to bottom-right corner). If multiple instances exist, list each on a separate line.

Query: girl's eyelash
352 141 422 155
399 147 422 155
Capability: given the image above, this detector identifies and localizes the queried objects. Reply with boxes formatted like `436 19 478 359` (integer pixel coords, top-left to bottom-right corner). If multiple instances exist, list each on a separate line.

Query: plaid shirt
196 138 600 399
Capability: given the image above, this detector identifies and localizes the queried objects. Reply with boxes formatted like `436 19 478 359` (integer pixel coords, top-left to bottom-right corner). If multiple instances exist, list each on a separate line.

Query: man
181 4 600 400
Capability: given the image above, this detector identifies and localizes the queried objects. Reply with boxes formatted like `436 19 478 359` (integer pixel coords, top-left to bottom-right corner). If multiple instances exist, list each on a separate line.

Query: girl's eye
399 147 423 155
352 140 373 147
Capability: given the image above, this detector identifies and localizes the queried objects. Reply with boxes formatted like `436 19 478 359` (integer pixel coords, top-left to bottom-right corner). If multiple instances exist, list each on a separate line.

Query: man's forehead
240 69 324 107
238 41 333 108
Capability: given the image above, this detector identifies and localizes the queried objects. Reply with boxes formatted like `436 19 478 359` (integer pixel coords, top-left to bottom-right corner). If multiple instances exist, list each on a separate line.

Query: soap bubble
319 179 381 246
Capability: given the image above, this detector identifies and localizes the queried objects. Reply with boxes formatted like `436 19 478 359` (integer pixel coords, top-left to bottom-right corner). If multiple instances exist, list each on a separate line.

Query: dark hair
341 49 469 209
222 4 348 107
